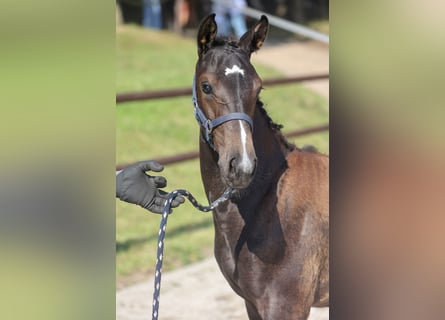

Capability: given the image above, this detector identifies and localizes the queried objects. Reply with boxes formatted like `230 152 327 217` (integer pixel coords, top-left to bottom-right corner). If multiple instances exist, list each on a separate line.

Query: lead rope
151 188 233 320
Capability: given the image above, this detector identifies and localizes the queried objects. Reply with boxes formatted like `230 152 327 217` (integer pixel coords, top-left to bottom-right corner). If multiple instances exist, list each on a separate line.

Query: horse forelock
213 36 240 49
200 37 246 62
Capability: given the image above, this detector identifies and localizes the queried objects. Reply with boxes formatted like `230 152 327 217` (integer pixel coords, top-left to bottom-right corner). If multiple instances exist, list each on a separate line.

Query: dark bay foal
194 14 329 320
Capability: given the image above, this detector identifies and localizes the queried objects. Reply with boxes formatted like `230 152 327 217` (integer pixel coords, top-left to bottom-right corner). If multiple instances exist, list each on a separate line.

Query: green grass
116 25 328 287
308 19 330 35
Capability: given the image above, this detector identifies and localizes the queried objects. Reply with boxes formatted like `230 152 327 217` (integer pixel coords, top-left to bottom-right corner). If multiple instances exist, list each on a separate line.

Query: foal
194 14 329 320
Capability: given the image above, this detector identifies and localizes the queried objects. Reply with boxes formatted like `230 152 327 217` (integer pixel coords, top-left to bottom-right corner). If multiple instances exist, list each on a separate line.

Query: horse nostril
229 157 237 172
251 158 258 176
229 156 257 177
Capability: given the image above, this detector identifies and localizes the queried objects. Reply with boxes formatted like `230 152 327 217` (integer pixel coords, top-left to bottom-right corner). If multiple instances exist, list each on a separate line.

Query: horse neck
248 103 291 194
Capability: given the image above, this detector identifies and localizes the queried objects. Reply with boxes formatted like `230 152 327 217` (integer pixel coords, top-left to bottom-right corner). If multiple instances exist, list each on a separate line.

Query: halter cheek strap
192 75 254 150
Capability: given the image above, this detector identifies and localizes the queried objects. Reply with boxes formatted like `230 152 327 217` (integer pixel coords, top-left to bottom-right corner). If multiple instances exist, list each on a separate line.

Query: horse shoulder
277 150 329 223
277 150 330 307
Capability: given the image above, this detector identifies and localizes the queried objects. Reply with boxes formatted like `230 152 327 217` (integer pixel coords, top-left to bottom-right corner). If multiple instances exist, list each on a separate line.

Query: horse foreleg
244 293 313 320
245 300 262 320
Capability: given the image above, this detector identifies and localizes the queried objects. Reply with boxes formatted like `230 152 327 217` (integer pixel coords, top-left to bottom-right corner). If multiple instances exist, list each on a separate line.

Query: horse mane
256 100 297 152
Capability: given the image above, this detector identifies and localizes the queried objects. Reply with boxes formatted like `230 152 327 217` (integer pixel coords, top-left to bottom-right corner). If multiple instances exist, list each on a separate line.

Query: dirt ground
117 40 329 320
117 258 328 320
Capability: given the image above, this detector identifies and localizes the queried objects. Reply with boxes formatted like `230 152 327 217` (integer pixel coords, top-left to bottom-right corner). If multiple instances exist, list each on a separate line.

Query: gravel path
117 257 328 320
253 40 329 100
117 40 329 320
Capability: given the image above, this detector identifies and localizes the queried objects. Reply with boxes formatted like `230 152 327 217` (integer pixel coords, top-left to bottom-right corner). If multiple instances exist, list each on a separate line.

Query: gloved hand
116 160 185 214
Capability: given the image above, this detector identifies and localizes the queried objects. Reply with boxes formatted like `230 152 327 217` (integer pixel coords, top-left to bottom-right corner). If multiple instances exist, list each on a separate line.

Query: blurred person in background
212 0 247 38
143 0 163 29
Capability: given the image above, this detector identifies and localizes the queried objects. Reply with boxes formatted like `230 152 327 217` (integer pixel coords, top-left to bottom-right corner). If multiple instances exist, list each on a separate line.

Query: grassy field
116 25 328 288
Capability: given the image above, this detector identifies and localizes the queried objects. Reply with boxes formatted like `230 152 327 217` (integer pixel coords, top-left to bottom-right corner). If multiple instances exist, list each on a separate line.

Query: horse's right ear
197 13 217 57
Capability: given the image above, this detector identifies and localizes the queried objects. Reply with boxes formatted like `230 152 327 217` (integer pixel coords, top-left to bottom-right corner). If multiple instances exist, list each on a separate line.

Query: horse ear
239 15 269 57
197 13 218 57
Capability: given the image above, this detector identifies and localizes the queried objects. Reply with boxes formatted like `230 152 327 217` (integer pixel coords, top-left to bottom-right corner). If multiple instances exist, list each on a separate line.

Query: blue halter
192 75 254 150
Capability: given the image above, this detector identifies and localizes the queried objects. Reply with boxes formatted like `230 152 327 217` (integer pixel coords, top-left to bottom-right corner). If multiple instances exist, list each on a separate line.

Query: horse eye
201 82 213 94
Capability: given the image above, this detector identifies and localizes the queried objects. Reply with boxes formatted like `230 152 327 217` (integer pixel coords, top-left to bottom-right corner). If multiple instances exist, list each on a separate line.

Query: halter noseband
192 75 254 150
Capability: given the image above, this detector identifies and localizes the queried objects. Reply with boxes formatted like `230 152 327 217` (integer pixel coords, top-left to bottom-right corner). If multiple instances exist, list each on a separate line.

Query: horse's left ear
239 15 269 57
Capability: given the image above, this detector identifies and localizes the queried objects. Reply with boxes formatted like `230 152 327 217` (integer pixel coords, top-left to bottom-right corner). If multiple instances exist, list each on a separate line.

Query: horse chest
214 227 267 296
213 204 287 293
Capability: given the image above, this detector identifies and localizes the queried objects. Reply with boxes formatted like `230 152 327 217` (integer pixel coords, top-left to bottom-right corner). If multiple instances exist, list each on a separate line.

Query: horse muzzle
220 153 257 189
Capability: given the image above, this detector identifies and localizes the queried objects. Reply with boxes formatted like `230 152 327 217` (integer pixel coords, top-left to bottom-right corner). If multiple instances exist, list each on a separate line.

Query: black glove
116 160 185 214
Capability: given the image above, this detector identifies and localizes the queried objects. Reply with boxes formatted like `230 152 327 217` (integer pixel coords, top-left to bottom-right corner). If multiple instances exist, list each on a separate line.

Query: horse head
194 14 269 190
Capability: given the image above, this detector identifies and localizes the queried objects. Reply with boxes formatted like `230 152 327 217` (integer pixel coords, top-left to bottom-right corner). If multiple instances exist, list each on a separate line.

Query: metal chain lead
151 188 233 320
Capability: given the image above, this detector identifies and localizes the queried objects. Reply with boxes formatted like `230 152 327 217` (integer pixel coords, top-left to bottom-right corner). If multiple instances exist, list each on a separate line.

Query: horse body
195 14 329 320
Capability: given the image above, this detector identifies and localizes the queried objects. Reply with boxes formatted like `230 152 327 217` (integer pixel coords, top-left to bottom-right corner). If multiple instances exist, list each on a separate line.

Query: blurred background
116 0 328 35
115 0 329 291
2 0 445 319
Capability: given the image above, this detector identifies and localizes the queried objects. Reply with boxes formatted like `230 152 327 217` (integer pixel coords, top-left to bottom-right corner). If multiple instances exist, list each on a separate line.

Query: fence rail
116 74 329 169
116 74 329 103
212 0 330 44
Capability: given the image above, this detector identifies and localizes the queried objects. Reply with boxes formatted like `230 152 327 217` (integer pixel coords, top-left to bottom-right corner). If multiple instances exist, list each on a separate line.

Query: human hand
116 160 185 213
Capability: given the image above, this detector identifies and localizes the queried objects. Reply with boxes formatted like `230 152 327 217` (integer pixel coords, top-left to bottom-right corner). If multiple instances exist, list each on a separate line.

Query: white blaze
239 120 253 172
225 65 245 76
